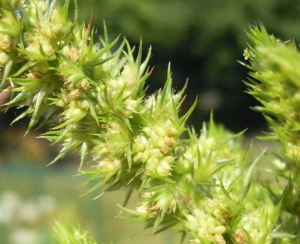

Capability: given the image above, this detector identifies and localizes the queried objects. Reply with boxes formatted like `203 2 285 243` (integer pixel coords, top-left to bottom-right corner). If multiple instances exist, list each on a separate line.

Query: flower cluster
1 1 299 243
243 23 300 232
243 25 300 172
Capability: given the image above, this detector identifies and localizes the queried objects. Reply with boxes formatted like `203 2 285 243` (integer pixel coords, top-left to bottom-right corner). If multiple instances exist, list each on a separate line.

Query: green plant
0 0 299 243
53 221 98 244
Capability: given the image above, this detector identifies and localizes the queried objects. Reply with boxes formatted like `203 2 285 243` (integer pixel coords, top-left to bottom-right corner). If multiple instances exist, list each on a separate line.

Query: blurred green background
0 163 182 244
1 0 299 243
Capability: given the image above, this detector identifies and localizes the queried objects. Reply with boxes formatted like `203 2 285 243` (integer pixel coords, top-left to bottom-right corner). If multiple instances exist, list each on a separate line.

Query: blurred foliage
68 0 300 132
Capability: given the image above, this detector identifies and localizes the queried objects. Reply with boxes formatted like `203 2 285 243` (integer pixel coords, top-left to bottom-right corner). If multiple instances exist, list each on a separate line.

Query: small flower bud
156 160 172 177
160 145 171 154
214 226 226 234
0 51 10 66
153 136 165 148
97 157 121 172
214 233 226 244
65 105 86 120
142 150 151 162
133 152 143 163
145 158 159 176
77 99 89 110
133 135 149 152
0 34 12 52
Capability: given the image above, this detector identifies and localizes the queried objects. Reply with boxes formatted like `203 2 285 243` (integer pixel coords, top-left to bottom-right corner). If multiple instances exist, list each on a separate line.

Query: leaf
48 139 81 165
12 60 37 77
179 97 197 127
271 232 298 239
27 82 49 133
79 141 88 171
240 148 266 202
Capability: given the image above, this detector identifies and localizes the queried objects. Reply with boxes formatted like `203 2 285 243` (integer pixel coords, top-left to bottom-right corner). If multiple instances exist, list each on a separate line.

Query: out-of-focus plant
53 221 98 244
0 0 299 243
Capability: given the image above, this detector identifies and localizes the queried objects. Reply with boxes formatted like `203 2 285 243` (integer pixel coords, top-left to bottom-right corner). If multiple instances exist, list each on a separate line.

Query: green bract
1 1 299 243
